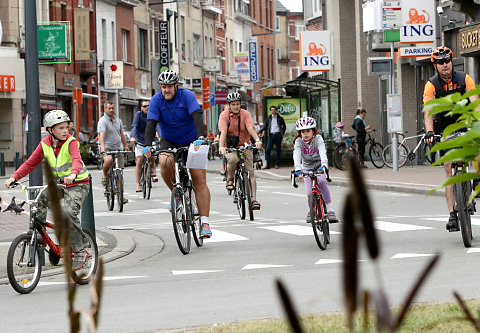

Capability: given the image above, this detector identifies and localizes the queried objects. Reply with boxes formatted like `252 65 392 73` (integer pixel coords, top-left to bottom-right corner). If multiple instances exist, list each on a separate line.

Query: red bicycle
292 168 332 250
6 182 98 294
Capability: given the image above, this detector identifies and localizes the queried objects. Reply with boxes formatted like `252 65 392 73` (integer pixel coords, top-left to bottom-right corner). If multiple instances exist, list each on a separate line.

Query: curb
0 229 136 285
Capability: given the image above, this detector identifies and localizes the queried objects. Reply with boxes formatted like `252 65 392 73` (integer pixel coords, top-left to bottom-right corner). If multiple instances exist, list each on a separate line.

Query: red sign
202 78 210 110
73 88 83 105
0 75 15 92
214 90 228 105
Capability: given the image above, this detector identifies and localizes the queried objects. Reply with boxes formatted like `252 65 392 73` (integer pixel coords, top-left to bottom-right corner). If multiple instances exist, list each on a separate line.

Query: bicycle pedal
448 227 459 232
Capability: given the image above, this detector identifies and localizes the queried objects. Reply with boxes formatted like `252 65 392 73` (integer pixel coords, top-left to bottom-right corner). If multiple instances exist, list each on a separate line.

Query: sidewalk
205 157 447 197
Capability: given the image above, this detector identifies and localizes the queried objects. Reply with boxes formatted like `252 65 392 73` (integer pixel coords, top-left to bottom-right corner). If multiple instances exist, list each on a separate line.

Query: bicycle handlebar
102 150 130 155
290 168 332 189
226 145 255 153
10 181 66 206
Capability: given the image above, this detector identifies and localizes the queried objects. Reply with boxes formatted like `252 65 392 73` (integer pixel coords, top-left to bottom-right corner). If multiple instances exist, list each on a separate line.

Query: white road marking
37 275 148 286
272 191 305 197
172 270 223 275
204 230 248 242
466 248 480 254
391 253 435 259
259 225 341 236
256 171 289 178
95 208 170 217
242 264 292 270
315 259 342 265
0 242 11 246
375 221 434 232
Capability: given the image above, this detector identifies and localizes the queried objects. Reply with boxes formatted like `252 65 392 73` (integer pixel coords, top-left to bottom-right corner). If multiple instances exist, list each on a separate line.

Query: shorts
159 137 190 150
135 143 144 158
105 148 125 168
226 149 254 179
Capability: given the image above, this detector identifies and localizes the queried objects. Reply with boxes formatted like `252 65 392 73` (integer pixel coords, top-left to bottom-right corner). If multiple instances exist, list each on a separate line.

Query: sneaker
328 211 338 223
306 211 311 223
446 214 459 232
72 249 89 270
102 177 108 186
201 223 212 238
122 198 129 204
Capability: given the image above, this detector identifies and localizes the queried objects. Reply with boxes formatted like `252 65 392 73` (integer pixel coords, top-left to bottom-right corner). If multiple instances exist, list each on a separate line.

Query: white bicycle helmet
227 92 241 103
295 116 316 131
43 110 70 129
158 69 179 84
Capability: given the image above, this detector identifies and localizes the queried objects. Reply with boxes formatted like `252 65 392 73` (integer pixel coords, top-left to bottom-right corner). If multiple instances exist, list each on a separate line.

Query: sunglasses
141 104 149 108
435 59 451 65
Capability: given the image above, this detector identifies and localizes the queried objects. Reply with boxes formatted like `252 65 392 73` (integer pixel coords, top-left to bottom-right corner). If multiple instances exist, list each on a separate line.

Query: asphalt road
1 167 480 332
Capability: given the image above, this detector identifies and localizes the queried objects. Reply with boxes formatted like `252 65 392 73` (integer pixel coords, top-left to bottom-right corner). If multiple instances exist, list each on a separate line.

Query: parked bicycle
157 147 203 255
6 182 98 294
382 129 441 168
104 151 128 212
333 130 384 170
291 168 332 250
227 145 255 221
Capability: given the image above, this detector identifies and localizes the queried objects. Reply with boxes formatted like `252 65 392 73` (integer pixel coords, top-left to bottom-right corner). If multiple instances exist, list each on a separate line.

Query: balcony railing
201 0 222 15
80 51 97 75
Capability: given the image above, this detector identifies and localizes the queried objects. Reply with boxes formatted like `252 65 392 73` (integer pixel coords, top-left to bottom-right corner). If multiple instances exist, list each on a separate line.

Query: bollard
0 152 5 176
15 152 20 170
81 175 96 237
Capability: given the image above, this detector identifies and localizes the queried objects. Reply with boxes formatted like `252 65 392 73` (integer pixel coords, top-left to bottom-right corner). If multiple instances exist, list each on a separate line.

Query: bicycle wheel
454 175 473 248
7 233 42 294
369 143 385 168
309 194 327 250
243 171 254 221
189 189 203 247
116 169 124 212
383 143 409 168
106 174 114 211
171 187 191 254
141 164 147 199
234 173 246 220
322 196 330 244
333 144 348 171
71 229 99 285
146 163 152 200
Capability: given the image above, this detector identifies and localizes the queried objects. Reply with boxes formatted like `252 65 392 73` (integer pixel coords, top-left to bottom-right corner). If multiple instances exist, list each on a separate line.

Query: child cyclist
293 116 338 222
4 110 90 254
333 121 352 148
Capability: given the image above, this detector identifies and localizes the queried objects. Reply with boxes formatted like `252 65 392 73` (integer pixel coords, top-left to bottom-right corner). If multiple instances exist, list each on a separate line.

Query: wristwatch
255 138 261 142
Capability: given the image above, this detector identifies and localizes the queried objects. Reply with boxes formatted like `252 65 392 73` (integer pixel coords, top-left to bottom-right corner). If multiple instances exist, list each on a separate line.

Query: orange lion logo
307 43 326 56
406 8 430 24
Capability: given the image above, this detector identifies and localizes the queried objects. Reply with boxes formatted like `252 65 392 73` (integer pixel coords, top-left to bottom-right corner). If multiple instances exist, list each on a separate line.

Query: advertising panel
104 61 124 90
73 8 90 61
299 30 332 72
400 0 436 44
265 97 307 152
234 52 249 75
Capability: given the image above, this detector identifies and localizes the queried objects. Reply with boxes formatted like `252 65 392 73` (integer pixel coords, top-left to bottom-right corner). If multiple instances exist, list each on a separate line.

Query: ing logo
307 43 326 56
406 8 430 24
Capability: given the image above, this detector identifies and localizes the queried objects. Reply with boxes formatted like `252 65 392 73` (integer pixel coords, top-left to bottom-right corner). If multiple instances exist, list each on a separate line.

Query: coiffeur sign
399 0 436 44
299 30 332 72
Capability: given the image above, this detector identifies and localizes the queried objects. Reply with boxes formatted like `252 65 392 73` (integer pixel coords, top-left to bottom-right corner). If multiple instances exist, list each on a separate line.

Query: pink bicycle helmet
295 116 316 131
335 121 344 128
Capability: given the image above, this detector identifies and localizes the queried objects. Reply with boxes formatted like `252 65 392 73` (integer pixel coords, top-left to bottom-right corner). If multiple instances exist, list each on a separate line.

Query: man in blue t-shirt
143 69 212 239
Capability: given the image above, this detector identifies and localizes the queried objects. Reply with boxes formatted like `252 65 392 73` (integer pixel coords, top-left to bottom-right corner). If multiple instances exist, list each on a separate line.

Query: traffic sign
73 88 82 105
382 1 401 29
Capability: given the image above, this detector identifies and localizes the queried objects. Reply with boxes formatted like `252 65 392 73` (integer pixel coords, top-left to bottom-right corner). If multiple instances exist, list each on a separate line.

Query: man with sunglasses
423 46 479 232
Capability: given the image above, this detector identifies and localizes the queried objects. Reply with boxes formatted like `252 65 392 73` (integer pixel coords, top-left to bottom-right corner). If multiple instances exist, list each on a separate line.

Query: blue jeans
265 133 283 167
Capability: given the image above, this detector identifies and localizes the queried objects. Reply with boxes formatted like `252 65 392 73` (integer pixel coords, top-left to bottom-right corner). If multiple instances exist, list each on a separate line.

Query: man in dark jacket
261 105 286 169
352 108 371 168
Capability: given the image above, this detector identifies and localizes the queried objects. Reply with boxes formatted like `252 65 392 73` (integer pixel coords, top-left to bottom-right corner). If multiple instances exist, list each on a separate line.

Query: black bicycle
140 151 156 200
452 161 475 247
7 182 98 294
333 136 356 171
291 168 332 250
227 145 256 221
104 151 128 212
158 147 203 254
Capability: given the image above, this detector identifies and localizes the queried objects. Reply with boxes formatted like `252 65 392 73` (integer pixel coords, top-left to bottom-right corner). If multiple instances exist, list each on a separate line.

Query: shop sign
192 79 201 88
399 45 434 58
73 8 90 61
0 75 15 91
459 24 480 56
248 37 258 82
202 78 210 110
159 21 169 70
399 0 436 44
37 22 71 63
104 61 124 89
299 30 332 72
55 72 80 91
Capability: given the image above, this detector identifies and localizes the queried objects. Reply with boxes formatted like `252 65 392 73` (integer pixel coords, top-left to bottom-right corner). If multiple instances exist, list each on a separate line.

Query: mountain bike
158 146 203 254
382 129 441 168
365 130 384 168
227 145 255 221
452 162 475 247
104 151 128 212
6 182 98 294
291 168 332 250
